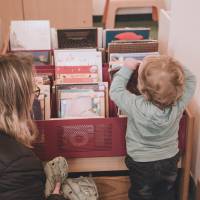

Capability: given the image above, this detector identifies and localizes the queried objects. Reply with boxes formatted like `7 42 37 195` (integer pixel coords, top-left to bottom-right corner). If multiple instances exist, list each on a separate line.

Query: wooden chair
103 0 166 28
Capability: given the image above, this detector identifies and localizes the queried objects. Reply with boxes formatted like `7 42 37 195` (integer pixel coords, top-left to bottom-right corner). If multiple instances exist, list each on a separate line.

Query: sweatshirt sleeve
109 67 138 116
177 66 196 110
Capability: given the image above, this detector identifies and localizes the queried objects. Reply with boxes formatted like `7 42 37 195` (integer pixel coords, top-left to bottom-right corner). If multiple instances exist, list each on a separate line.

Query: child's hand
124 58 142 70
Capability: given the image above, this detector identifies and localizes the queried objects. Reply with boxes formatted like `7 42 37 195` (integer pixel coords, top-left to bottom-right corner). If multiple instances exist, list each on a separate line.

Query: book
10 20 51 51
13 50 52 66
57 89 105 119
108 40 159 55
34 73 54 86
32 84 51 120
51 27 58 49
54 49 103 82
97 27 103 49
55 66 99 84
57 28 98 49
109 52 159 69
32 94 45 120
103 27 150 48
56 82 109 117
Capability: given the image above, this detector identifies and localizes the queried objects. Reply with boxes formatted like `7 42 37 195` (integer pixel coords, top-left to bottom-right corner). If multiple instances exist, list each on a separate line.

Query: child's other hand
124 58 142 70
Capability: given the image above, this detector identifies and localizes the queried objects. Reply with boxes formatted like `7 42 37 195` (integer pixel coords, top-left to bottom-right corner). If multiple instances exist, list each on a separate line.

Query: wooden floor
94 176 130 200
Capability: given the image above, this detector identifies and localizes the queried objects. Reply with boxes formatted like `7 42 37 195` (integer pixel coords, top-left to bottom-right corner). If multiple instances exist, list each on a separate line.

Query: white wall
168 0 200 182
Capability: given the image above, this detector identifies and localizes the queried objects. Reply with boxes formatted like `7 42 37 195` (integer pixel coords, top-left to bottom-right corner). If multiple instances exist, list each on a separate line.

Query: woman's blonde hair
138 55 185 109
0 54 37 147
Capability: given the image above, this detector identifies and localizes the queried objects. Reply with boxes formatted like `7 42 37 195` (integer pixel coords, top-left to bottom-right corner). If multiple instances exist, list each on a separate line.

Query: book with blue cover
103 27 150 48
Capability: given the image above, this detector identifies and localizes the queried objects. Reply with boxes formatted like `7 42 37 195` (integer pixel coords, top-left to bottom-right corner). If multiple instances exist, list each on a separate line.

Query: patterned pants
125 153 180 200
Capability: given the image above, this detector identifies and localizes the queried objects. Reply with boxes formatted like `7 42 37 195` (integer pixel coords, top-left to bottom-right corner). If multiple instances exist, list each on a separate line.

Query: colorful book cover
57 28 98 49
32 94 45 120
58 90 105 119
31 51 51 66
54 49 103 82
103 27 150 48
10 20 51 51
34 73 53 85
56 82 109 116
109 52 159 70
32 84 51 120
55 65 99 84
108 40 159 54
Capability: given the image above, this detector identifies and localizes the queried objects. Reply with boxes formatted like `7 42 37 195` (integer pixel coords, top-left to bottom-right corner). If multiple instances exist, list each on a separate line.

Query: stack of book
103 27 150 48
9 20 159 119
103 28 159 117
53 27 107 119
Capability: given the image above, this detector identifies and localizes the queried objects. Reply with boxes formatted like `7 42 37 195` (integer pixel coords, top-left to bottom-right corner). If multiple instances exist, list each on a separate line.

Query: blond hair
0 54 37 147
138 55 185 109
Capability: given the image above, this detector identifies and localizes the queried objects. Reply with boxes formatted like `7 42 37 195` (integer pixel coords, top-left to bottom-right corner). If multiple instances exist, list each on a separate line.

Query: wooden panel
68 156 127 173
158 9 171 55
0 18 2 51
23 0 93 29
196 178 200 200
0 0 23 44
179 108 195 200
94 176 130 200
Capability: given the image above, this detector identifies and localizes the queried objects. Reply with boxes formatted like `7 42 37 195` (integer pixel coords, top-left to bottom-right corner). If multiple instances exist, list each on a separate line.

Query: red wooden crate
34 117 127 161
34 113 187 161
32 63 187 161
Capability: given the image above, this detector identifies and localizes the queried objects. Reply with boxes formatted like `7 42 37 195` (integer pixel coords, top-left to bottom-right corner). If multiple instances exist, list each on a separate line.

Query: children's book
56 82 109 117
103 27 150 48
55 66 99 84
32 94 45 120
54 49 103 82
108 40 159 54
58 89 105 119
10 20 51 51
32 84 51 120
57 28 98 49
109 52 159 69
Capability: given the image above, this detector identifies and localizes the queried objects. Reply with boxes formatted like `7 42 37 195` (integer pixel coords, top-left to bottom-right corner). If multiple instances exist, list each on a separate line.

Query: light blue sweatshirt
109 66 196 162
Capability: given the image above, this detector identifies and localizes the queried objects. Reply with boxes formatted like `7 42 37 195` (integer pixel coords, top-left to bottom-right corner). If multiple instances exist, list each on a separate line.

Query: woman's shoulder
0 131 35 167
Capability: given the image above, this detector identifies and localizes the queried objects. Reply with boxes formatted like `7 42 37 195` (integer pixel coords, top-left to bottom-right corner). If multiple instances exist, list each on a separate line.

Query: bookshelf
2 25 195 200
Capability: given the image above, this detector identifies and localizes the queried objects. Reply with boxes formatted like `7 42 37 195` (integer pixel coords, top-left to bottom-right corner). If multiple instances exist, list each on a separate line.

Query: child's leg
125 154 179 200
125 155 156 200
153 153 180 200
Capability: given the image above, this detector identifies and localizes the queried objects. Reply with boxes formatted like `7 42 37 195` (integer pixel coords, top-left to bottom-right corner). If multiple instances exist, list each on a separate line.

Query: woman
0 54 65 200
